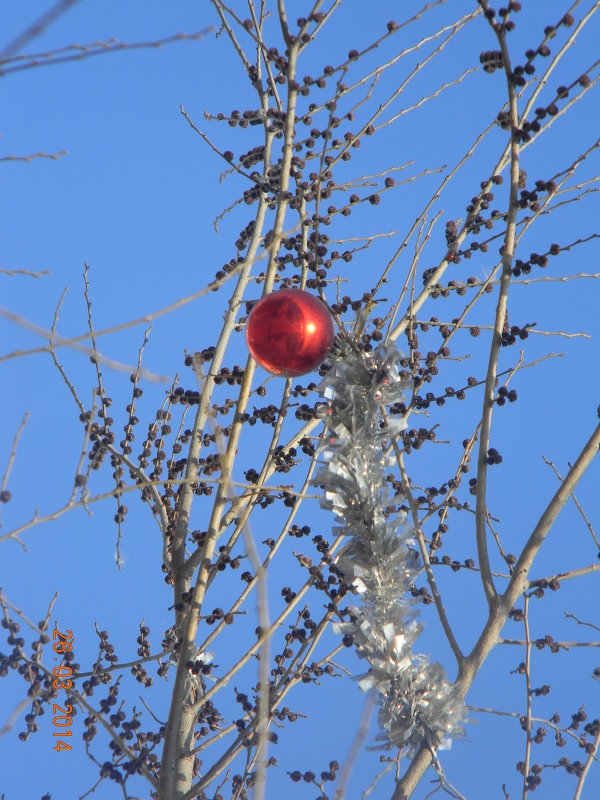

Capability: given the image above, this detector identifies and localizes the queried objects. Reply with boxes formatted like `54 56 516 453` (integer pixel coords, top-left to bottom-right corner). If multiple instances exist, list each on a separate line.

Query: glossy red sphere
245 289 334 377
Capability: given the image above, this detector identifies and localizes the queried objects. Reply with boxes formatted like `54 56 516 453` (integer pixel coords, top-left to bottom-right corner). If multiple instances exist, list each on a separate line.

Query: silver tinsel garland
314 341 464 753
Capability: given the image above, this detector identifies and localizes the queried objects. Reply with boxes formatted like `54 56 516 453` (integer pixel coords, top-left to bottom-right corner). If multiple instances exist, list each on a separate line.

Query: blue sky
1 2 599 799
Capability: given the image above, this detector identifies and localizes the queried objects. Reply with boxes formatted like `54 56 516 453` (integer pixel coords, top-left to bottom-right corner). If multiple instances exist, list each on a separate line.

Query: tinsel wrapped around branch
314 341 464 753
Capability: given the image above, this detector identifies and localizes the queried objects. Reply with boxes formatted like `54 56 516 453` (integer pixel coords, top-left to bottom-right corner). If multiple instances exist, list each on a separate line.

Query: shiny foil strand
314 342 464 753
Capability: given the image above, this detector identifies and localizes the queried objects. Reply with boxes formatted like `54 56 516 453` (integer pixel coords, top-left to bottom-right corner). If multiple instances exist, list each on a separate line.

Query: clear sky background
1 2 599 799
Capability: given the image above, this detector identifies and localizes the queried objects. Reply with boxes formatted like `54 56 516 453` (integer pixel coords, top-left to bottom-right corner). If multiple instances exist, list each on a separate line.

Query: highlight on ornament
245 288 334 377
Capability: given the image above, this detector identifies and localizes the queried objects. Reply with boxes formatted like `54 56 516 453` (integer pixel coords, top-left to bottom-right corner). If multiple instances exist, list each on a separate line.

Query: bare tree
1 2 599 799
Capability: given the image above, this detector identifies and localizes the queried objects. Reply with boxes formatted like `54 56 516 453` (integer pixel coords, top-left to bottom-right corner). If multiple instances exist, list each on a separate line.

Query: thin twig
0 150 67 163
335 692 377 799
1 413 30 496
542 457 600 549
573 728 600 800
475 17 521 610
522 594 532 800
565 612 600 635
395 447 464 666
0 0 81 61
0 29 214 75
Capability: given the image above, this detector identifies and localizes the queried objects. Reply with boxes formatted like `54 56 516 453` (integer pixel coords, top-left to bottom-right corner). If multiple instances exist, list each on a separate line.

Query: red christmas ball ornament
245 289 334 377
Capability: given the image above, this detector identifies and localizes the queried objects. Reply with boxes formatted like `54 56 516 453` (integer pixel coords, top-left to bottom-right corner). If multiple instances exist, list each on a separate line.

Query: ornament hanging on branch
245 289 334 377
313 340 464 754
